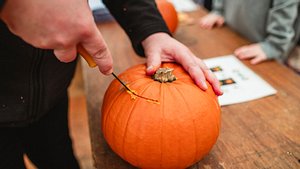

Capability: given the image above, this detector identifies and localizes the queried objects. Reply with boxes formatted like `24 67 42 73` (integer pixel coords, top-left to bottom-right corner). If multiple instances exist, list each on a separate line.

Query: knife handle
77 44 97 68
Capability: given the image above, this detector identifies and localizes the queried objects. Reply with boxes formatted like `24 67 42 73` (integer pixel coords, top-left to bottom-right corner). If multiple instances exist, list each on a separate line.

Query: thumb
146 52 162 76
81 27 113 75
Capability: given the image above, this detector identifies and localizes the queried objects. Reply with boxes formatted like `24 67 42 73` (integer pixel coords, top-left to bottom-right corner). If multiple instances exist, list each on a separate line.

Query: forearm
102 0 170 56
261 0 300 60
212 0 224 15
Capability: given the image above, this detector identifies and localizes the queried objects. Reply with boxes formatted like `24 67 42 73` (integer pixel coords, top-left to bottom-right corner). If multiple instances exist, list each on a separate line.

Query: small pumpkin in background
156 0 178 33
101 63 221 169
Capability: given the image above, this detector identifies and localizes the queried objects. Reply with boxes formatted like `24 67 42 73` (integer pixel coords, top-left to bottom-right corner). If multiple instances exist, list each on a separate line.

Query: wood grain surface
81 7 300 169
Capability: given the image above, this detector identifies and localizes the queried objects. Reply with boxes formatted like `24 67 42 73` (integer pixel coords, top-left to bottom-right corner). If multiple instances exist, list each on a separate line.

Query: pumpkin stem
152 67 177 83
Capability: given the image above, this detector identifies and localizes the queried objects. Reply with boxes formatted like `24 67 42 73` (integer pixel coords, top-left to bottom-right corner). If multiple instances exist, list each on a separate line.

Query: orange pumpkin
156 0 178 33
101 63 221 169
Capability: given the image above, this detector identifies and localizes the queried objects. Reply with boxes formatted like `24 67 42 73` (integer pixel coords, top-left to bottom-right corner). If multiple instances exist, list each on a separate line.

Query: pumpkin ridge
120 92 140 166
102 77 152 149
159 83 165 169
170 81 220 165
211 100 221 134
172 84 199 165
109 80 152 164
164 85 181 166
176 80 218 105
106 90 135 153
102 84 125 136
121 80 161 166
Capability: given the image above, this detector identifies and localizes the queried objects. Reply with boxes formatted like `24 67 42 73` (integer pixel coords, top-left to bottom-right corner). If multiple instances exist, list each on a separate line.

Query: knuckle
187 63 199 74
202 65 210 72
34 39 49 49
54 35 72 48
99 62 113 75
77 22 94 38
92 45 108 59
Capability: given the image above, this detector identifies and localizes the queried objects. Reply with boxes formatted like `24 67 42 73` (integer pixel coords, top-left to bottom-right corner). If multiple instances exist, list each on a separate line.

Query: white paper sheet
204 55 277 106
169 0 199 12
88 0 105 10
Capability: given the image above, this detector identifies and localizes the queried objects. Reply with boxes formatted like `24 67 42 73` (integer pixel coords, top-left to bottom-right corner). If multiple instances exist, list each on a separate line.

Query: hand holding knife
77 44 159 103
77 44 131 91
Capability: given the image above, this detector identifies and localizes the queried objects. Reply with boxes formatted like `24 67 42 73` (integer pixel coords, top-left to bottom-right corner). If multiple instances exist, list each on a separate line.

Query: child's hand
234 44 268 64
199 13 225 29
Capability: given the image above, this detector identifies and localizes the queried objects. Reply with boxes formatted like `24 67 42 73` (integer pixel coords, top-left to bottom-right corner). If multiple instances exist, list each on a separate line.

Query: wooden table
81 7 300 169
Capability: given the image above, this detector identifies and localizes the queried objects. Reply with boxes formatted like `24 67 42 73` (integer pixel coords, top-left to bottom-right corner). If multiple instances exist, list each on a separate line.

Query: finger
146 51 162 76
81 27 113 75
198 19 205 26
250 56 264 64
216 18 224 27
206 22 214 29
234 48 243 56
234 47 257 60
206 21 215 29
199 20 213 29
199 22 208 29
176 52 208 90
234 46 247 57
234 45 251 55
199 21 208 29
188 62 208 91
197 58 223 96
54 46 77 63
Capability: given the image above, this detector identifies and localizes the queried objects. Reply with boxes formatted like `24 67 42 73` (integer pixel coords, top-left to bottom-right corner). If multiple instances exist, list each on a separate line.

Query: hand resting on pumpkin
142 32 223 96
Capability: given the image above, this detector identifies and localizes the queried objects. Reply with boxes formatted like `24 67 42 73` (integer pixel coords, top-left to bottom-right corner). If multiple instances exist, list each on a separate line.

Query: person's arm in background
0 0 113 75
211 0 224 15
235 0 300 64
103 0 222 95
199 0 225 29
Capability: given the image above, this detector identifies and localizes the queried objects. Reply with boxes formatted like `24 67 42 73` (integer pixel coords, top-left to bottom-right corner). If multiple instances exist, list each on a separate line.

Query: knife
77 44 131 90
77 44 159 103
77 44 130 90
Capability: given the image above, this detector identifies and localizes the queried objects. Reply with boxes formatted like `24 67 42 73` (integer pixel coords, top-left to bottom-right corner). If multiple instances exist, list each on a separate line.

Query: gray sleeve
260 0 300 60
212 0 224 15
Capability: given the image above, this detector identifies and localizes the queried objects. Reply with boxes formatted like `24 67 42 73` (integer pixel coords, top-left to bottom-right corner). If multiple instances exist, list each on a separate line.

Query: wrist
142 32 171 47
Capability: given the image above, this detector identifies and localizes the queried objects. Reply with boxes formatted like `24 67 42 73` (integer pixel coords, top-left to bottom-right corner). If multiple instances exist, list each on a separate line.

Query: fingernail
147 65 154 71
146 65 157 76
107 69 113 75
201 81 208 90
99 67 113 75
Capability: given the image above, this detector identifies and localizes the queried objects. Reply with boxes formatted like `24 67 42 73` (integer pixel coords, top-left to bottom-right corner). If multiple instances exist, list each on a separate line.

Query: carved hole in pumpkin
125 85 160 104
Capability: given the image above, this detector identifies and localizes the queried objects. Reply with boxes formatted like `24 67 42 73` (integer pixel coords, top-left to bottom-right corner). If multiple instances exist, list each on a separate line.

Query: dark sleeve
0 0 5 9
204 0 213 11
102 0 171 56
